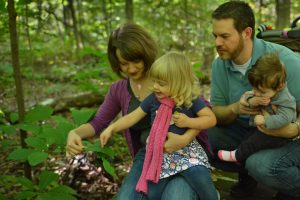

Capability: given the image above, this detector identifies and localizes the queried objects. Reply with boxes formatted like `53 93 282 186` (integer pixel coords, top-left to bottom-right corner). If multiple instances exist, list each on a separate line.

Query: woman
66 23 209 200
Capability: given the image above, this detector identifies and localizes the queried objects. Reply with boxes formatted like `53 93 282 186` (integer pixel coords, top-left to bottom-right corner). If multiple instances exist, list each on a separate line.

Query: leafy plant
1 105 117 199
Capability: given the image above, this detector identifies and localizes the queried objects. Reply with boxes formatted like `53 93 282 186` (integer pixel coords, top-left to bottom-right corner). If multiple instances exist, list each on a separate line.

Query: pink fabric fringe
136 98 175 194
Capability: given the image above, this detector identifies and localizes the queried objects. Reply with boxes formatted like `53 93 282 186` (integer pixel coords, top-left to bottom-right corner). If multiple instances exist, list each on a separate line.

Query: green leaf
9 112 18 123
71 108 95 126
17 176 34 190
37 186 76 200
17 123 41 135
51 115 70 124
83 140 114 157
7 148 34 161
0 139 16 151
38 171 59 190
16 191 36 200
102 158 117 178
0 1 5 13
28 151 48 166
0 125 16 135
25 106 53 123
25 137 48 151
48 185 76 195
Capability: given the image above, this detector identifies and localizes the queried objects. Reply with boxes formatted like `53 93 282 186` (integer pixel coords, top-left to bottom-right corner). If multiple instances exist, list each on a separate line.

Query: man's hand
232 92 261 115
254 114 265 126
248 96 271 107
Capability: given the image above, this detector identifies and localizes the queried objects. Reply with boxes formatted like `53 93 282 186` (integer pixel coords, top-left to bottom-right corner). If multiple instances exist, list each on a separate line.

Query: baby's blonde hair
149 51 201 108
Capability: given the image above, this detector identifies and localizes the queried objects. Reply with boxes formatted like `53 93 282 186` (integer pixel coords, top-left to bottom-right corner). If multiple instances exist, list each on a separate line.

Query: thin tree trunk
276 0 290 29
68 0 81 51
7 0 31 180
125 0 133 22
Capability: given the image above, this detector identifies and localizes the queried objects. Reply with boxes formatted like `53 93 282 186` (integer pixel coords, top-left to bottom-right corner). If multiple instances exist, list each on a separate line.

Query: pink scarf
136 98 175 194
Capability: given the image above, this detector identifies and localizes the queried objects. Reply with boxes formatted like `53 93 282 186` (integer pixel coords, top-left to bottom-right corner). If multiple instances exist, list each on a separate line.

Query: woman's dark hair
107 23 158 78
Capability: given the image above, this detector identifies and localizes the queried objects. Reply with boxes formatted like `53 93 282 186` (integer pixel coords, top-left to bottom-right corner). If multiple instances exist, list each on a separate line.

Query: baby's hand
100 128 113 147
254 114 265 126
249 96 270 107
173 112 190 128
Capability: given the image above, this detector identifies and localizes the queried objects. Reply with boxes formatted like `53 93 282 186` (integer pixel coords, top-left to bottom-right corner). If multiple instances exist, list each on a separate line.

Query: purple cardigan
89 79 212 157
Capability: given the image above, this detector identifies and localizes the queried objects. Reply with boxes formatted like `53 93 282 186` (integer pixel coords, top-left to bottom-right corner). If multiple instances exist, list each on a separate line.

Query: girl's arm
100 107 147 146
173 107 217 130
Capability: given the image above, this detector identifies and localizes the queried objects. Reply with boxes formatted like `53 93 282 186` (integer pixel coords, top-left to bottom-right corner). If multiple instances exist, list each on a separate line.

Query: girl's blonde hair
149 51 201 108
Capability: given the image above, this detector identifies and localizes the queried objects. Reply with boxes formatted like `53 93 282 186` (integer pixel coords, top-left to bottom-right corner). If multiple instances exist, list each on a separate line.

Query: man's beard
217 35 244 60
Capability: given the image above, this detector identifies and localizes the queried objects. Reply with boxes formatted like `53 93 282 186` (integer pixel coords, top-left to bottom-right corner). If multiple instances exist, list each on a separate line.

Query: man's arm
257 105 300 138
213 95 260 125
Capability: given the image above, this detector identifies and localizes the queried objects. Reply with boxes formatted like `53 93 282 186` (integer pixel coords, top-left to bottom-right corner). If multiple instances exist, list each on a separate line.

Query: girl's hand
173 112 190 128
254 114 265 126
164 132 189 153
100 127 113 147
66 130 84 156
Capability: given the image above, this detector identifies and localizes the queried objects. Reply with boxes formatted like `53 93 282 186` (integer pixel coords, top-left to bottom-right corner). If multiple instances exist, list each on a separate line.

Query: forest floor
1 76 276 200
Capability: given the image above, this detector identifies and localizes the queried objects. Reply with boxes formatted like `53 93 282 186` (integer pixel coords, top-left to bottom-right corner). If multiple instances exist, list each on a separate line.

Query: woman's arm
164 129 199 153
100 107 147 146
66 123 96 156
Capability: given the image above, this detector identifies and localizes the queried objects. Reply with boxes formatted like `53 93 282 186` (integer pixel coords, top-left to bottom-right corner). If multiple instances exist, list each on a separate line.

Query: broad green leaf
0 139 16 151
71 108 95 126
38 171 59 190
28 151 48 166
17 176 34 190
17 123 41 135
51 115 70 124
47 185 76 195
9 112 18 123
84 140 114 157
25 106 53 123
102 158 117 178
25 137 48 151
37 192 76 200
0 125 16 135
16 191 36 200
0 1 5 13
7 148 34 161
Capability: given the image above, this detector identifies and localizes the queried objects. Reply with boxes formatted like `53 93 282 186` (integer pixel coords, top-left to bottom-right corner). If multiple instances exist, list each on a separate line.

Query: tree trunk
101 0 111 38
125 0 133 22
276 0 290 29
68 0 81 52
7 0 31 180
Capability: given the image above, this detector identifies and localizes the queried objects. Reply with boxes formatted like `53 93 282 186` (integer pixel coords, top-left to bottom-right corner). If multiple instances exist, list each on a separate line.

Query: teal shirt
211 38 300 116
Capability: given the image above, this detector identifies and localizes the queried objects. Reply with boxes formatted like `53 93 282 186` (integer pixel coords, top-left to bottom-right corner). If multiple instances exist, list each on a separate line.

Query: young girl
100 52 218 200
218 52 297 162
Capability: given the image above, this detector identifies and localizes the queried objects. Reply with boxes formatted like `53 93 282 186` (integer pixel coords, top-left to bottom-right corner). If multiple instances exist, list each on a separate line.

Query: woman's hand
66 130 84 156
100 127 113 147
164 132 188 153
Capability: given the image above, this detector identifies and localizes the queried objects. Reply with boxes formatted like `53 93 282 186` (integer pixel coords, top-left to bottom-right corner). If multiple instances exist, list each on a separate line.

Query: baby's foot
218 150 237 162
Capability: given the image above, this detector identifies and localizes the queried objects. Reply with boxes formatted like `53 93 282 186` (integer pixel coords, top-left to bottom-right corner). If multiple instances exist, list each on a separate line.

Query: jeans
246 140 300 197
180 165 218 200
117 148 199 200
208 118 300 197
207 118 255 172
